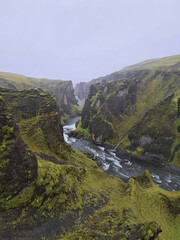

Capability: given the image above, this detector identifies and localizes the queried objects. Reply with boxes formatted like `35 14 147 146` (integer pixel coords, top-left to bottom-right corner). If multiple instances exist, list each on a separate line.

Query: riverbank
63 116 180 191
102 143 180 175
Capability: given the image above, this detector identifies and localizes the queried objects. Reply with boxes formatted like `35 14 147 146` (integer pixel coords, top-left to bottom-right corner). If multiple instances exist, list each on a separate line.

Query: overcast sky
0 0 180 84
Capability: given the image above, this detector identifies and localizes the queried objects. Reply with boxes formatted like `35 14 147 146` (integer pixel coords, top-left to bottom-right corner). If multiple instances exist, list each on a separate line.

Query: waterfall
114 136 127 151
113 125 134 151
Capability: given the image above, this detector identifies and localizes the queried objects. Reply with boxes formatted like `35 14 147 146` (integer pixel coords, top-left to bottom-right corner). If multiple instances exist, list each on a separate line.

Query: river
63 116 180 191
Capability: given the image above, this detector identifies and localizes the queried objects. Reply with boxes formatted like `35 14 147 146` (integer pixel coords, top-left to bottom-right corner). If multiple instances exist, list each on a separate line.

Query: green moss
131 146 144 156
29 156 85 215
71 104 82 116
140 221 162 240
19 117 52 154
61 105 82 125
69 119 91 139
172 148 180 167
1 184 35 210
90 91 99 108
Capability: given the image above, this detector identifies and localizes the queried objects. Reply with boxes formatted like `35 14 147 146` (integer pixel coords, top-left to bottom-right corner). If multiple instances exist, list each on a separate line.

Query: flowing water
63 116 180 191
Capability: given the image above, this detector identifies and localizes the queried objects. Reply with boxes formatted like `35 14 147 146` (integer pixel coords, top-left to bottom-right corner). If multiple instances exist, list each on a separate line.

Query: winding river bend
63 116 180 191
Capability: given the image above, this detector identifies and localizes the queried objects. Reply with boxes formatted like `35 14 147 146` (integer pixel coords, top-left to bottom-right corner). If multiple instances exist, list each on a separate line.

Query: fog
0 0 180 84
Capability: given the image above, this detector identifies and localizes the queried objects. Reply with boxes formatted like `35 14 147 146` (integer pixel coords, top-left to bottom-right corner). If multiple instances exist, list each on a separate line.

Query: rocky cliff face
80 78 138 144
74 64 149 100
128 94 177 163
75 55 180 101
0 72 80 123
76 55 180 167
0 87 68 156
74 78 107 100
0 96 37 198
74 81 91 99
36 80 79 122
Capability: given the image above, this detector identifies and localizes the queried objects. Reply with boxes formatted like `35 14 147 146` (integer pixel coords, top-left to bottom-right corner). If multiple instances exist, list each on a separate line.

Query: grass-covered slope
0 72 81 123
74 55 180 99
0 87 180 239
73 55 180 167
75 55 180 100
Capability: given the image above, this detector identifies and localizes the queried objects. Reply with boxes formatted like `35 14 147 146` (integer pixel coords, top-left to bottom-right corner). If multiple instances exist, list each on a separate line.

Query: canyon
0 55 180 239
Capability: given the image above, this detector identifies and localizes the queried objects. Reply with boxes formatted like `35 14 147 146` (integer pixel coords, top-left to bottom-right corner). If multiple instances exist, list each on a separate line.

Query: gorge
0 55 180 240
73 55 180 168
63 116 180 191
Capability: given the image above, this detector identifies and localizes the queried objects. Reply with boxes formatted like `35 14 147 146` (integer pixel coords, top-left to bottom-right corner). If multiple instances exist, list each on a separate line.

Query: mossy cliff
128 94 177 164
0 87 180 239
75 55 180 100
73 55 180 167
0 72 81 123
0 96 37 198
0 87 68 156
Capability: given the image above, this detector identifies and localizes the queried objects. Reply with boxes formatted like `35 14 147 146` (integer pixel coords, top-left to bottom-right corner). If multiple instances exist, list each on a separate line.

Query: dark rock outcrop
128 94 177 162
81 79 138 144
0 97 37 198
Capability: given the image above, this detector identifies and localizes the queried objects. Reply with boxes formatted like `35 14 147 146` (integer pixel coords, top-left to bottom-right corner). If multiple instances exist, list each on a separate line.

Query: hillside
0 72 81 123
74 55 180 100
72 55 180 167
0 87 180 239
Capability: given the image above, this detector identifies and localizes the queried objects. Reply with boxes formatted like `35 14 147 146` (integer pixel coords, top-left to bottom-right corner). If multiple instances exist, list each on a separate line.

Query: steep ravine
1 55 180 239
73 55 180 168
64 116 180 191
0 72 81 123
1 87 180 239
